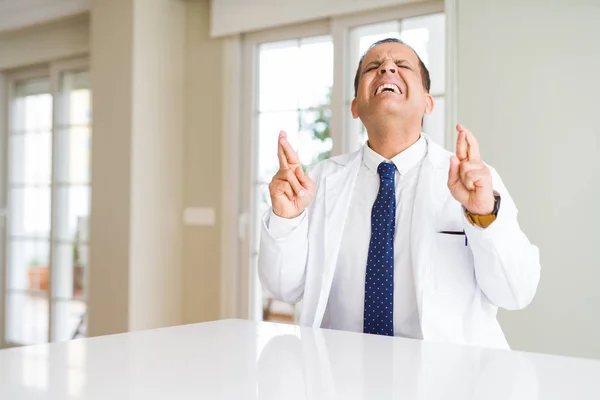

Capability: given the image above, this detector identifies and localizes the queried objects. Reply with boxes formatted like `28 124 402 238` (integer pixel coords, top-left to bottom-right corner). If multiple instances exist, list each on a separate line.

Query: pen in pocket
438 230 468 246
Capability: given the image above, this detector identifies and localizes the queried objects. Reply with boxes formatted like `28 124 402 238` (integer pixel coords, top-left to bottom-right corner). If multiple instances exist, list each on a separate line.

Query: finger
282 184 294 201
287 169 306 197
464 129 481 162
280 135 301 165
276 169 305 198
271 180 294 201
448 155 461 189
459 161 484 182
463 169 491 191
295 166 313 189
455 126 467 161
277 131 289 169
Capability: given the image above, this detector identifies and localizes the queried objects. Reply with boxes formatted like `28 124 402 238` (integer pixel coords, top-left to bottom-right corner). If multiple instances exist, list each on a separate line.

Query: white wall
88 0 185 336
210 0 426 36
457 0 600 359
181 0 223 325
129 0 185 331
0 14 89 70
88 0 134 336
0 0 90 33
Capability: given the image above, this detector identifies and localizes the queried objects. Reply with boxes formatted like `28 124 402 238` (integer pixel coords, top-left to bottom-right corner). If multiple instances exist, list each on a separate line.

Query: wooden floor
265 312 294 324
263 298 295 324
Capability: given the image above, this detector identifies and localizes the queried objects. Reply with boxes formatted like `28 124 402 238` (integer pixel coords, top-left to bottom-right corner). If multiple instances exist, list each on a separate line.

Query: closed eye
394 59 414 70
364 61 381 73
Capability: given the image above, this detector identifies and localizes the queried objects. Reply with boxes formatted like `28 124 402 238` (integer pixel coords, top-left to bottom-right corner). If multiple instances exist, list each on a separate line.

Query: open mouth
375 83 402 96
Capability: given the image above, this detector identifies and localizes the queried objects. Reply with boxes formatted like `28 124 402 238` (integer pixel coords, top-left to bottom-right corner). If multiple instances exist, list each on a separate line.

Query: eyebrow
363 58 414 72
363 60 381 71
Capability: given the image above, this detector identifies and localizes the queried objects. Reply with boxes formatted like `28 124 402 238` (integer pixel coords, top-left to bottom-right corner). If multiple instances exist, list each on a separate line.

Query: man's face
351 42 433 127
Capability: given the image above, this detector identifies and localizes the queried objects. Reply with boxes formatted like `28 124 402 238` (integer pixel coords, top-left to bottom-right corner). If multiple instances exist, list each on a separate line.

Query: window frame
0 71 7 346
0 56 90 348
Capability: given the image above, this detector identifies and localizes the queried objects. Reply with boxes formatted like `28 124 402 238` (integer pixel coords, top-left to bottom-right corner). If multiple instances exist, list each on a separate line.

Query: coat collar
362 135 427 176
423 134 453 171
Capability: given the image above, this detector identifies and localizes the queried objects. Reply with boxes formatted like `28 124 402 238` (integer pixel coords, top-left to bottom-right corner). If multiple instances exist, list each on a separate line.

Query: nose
379 62 396 75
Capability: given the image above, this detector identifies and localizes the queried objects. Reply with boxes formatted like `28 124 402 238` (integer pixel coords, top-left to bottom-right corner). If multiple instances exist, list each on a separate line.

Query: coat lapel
310 137 452 329
312 150 362 327
410 136 452 327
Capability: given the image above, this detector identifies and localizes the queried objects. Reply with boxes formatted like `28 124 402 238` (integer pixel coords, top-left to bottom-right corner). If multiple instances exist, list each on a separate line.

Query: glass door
5 76 53 345
236 4 446 324
250 34 334 322
2 60 91 347
50 68 91 342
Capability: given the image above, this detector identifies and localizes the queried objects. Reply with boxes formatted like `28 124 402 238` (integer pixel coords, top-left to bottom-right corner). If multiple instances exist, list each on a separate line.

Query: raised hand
269 131 317 219
447 124 495 215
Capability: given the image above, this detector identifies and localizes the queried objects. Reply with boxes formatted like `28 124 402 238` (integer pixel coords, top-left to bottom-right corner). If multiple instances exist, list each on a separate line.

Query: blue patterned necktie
364 162 396 336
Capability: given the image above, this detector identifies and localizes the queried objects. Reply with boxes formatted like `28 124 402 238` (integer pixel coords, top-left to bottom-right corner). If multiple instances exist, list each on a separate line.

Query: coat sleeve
463 167 541 310
257 209 309 304
257 165 321 304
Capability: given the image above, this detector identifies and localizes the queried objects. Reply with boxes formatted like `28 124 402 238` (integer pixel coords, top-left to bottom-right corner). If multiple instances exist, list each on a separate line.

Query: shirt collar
362 134 427 176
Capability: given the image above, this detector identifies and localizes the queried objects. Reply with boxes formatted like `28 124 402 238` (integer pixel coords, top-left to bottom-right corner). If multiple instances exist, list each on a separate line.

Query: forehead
362 42 419 66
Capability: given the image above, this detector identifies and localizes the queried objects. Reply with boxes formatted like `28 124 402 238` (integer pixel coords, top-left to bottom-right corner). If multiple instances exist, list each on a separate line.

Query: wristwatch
465 195 501 228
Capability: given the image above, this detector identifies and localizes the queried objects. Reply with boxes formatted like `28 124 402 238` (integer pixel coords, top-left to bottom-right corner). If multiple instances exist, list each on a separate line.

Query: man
258 38 540 349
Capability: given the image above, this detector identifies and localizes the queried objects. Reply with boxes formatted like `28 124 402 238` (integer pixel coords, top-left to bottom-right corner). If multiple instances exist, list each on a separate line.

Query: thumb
448 155 461 190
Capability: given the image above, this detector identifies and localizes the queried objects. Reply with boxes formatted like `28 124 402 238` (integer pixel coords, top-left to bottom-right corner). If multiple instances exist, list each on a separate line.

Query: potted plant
27 258 48 291
73 239 84 298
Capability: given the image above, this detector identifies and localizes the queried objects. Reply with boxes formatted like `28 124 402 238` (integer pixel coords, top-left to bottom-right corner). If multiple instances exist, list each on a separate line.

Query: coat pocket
432 233 475 295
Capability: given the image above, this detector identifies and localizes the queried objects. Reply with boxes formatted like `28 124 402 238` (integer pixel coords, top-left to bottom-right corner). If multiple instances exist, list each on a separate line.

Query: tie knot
377 162 395 180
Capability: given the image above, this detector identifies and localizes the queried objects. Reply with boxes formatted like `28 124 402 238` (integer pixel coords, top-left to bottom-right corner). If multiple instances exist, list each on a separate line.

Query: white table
0 319 599 399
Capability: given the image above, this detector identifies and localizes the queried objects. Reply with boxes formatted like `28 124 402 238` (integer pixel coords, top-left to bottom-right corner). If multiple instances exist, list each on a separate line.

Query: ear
424 93 434 114
351 98 359 119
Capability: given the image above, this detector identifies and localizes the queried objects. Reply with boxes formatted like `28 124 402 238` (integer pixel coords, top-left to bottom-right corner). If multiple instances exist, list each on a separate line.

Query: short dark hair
353 38 431 98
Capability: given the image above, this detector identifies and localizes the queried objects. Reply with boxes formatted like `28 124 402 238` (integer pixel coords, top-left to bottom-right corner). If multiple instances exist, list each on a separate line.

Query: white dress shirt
269 136 427 338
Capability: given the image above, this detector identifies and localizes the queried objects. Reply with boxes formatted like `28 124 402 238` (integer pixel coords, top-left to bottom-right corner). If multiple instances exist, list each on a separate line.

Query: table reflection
256 326 539 400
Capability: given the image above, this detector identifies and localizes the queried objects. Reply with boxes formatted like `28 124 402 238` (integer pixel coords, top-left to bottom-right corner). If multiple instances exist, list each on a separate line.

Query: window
251 35 334 322
51 69 91 343
6 77 53 345
2 60 91 346
236 3 446 322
